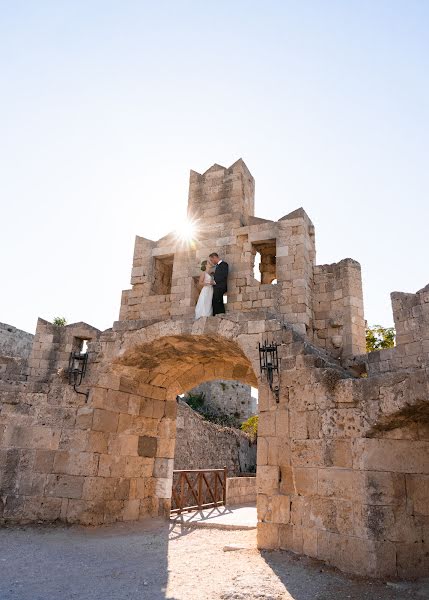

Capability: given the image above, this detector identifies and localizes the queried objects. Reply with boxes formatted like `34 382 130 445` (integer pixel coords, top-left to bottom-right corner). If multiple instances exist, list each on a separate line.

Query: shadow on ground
262 549 429 600
0 520 176 600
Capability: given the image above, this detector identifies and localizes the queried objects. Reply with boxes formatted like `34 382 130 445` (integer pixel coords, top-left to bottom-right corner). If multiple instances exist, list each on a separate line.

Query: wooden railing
171 468 227 514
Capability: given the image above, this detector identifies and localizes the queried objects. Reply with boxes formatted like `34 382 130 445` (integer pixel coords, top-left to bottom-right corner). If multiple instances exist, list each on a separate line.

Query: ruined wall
27 319 101 383
174 401 256 475
313 260 366 357
0 323 33 359
0 323 33 382
117 160 366 358
186 380 257 422
0 308 428 579
0 160 428 580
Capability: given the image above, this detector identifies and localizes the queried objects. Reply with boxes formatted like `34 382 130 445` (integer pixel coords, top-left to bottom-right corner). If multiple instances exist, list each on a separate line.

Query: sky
1 1 428 334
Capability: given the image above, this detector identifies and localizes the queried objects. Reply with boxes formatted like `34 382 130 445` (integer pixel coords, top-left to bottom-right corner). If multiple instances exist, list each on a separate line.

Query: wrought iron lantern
258 341 280 402
68 351 89 399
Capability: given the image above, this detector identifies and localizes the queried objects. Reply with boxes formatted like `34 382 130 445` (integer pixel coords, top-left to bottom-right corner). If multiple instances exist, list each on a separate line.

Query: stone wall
226 476 256 506
0 323 34 383
117 160 366 359
0 323 33 360
174 401 256 475
27 319 102 383
313 260 366 356
186 380 257 423
0 160 428 580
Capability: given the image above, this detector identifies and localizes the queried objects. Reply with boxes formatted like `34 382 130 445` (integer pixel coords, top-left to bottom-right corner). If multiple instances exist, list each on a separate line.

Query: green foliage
241 415 258 441
366 324 395 353
184 392 205 411
53 317 67 327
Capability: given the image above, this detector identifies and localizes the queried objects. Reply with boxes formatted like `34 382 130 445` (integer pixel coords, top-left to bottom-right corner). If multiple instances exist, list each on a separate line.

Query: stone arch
81 315 277 525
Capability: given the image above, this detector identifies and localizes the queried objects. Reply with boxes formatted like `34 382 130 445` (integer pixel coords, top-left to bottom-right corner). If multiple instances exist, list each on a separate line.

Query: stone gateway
0 159 428 579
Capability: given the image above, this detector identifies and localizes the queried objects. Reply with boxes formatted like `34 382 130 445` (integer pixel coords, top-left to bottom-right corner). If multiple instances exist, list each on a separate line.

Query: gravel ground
0 520 427 600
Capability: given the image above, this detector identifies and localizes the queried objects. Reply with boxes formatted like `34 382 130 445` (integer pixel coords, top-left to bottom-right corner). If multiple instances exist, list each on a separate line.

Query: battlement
118 160 366 357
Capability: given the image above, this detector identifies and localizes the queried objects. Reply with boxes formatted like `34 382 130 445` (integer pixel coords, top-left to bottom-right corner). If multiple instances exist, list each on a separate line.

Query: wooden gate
171 468 227 514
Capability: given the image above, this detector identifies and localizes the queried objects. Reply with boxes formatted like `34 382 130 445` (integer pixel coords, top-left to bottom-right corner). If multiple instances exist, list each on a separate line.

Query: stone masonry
0 323 34 384
0 159 428 579
174 400 256 475
185 380 257 423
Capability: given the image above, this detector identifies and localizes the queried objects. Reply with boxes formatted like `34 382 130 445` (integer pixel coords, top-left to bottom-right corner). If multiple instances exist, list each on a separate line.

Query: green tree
366 324 395 353
53 317 67 327
240 415 258 441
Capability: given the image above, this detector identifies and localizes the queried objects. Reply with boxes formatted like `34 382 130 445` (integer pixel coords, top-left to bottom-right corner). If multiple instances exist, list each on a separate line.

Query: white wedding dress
195 272 213 318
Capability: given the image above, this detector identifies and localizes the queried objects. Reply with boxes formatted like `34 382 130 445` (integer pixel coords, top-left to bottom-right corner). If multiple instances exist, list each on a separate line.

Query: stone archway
79 315 273 525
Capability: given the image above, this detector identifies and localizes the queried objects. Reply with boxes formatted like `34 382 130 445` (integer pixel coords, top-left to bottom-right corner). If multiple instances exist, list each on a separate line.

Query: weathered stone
137 436 157 458
1 159 428 582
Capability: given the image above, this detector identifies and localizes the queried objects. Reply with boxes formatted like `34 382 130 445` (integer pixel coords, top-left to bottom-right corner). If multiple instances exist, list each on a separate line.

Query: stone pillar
276 208 315 335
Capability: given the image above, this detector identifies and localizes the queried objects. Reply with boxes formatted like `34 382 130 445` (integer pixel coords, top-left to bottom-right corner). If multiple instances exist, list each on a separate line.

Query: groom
209 252 229 316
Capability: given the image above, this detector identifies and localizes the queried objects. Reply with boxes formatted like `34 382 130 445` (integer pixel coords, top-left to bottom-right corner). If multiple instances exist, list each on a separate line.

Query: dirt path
0 520 427 600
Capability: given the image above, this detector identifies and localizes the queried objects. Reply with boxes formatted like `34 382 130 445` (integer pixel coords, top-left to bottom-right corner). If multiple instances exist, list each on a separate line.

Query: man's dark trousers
212 261 228 316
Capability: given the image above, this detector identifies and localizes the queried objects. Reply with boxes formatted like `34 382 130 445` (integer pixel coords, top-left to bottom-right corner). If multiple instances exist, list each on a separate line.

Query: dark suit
212 260 228 315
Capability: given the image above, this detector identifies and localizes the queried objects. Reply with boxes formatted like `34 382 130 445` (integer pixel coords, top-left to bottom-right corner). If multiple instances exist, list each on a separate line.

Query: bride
195 259 214 318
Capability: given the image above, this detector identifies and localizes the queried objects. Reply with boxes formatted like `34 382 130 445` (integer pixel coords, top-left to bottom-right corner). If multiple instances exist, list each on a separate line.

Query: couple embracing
195 252 228 319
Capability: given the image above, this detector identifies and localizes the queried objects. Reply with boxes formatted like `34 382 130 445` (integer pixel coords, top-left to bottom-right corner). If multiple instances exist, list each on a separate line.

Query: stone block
153 457 173 479
34 449 55 473
290 411 307 439
291 440 326 467
363 471 406 506
124 456 153 478
294 467 318 495
97 454 127 477
23 497 62 521
123 499 140 521
53 451 98 476
406 474 429 515
155 477 173 498
117 413 133 433
75 407 93 429
157 437 175 459
317 530 396 577
45 474 84 499
318 468 362 501
106 390 130 413
258 413 276 437
354 439 429 473
66 499 104 525
257 522 279 549
86 431 109 454
256 436 268 465
108 434 139 456
138 435 157 458
257 465 279 494
325 439 352 468
271 494 291 524
92 409 119 433
59 430 88 452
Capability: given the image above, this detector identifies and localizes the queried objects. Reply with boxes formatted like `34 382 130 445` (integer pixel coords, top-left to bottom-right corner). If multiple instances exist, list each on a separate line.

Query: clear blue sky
1 1 428 334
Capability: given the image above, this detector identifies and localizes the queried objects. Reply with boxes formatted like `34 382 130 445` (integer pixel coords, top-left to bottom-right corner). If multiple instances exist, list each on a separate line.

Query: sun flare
175 218 199 244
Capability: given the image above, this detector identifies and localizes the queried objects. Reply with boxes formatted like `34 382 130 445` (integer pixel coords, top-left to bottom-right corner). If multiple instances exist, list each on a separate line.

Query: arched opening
94 333 260 521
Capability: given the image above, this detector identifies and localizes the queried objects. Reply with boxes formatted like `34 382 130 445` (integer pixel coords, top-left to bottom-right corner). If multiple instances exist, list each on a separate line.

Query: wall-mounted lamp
258 341 280 402
68 351 89 400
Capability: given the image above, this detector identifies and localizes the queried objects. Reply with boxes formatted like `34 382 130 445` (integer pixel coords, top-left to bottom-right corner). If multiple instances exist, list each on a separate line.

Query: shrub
241 415 258 441
53 317 67 327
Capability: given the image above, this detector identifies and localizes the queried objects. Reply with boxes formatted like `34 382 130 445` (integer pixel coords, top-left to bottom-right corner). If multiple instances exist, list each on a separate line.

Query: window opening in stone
252 241 276 284
72 338 90 354
253 251 261 282
151 255 173 295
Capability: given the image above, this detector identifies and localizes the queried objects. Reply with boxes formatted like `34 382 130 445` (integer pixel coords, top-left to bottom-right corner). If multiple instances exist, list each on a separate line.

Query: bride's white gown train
195 272 213 318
